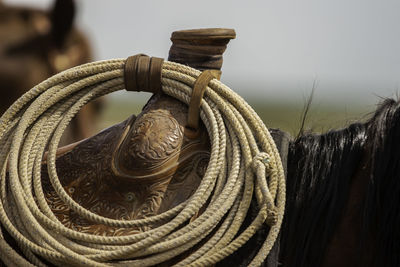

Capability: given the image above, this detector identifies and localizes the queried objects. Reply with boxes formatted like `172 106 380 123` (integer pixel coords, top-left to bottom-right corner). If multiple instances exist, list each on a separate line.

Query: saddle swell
41 93 210 235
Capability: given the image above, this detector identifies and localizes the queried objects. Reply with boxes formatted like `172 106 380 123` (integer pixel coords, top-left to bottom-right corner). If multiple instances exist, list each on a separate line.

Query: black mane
364 99 400 267
281 98 400 266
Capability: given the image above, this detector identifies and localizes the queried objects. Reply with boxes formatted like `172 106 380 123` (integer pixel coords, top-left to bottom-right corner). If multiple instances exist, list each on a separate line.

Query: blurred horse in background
0 0 103 145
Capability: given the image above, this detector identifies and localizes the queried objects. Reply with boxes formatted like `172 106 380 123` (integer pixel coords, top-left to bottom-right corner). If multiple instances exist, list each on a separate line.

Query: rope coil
0 57 285 266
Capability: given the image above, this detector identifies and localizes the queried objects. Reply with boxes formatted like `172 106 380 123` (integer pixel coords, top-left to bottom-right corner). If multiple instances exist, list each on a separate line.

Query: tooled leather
41 94 210 236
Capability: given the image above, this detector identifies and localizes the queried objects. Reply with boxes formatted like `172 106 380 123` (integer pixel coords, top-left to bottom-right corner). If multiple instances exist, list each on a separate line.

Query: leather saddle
40 29 291 266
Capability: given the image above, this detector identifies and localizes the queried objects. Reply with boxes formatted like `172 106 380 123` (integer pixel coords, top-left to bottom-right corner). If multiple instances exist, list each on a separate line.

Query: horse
283 98 399 267
217 97 400 267
0 0 103 145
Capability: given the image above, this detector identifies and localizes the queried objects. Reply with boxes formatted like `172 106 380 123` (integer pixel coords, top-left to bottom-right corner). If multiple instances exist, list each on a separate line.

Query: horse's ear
49 0 75 48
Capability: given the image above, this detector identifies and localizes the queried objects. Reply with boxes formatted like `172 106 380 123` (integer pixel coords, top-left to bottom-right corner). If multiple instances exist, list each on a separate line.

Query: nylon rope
0 58 285 266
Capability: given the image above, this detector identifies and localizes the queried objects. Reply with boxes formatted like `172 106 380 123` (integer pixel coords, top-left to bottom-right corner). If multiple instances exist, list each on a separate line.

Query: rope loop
185 69 221 138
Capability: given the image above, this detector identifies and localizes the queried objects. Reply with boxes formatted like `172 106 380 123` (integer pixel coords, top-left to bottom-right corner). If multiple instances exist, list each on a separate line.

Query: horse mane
363 98 400 267
281 98 400 267
282 121 366 266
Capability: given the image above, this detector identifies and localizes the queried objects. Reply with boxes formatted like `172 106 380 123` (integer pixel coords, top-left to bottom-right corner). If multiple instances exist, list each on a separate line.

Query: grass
97 97 373 137
252 101 372 136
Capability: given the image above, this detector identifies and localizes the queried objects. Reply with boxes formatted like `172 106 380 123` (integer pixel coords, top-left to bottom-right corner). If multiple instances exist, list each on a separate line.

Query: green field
97 96 373 137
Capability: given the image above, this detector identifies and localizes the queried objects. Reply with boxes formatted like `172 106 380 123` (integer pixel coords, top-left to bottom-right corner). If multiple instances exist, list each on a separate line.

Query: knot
266 206 278 226
252 152 278 226
124 54 164 93
251 152 271 172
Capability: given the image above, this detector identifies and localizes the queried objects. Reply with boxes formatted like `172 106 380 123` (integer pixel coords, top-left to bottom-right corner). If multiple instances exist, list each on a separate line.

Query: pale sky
5 0 400 106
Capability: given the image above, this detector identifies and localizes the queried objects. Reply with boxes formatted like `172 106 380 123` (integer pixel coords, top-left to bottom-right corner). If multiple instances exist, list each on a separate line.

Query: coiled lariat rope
0 58 285 266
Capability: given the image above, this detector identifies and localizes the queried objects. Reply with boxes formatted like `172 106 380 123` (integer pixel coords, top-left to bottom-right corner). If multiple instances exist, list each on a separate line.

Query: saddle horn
169 28 236 72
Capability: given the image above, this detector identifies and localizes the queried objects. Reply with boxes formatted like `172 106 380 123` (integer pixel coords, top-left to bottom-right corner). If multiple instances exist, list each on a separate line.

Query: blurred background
3 0 400 135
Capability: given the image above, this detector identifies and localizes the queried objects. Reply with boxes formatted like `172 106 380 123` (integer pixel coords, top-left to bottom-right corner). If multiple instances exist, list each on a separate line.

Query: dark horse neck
281 98 400 267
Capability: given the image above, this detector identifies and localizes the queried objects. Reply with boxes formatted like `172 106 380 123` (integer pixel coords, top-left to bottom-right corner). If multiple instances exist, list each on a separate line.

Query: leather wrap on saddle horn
40 28 290 266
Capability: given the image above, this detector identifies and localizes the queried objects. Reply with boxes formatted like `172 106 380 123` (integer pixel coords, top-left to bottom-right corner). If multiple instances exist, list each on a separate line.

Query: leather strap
186 70 221 134
124 54 164 93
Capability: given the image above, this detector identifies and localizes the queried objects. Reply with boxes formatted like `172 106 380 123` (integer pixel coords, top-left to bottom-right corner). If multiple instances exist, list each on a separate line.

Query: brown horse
220 98 400 267
0 0 103 145
281 98 400 267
